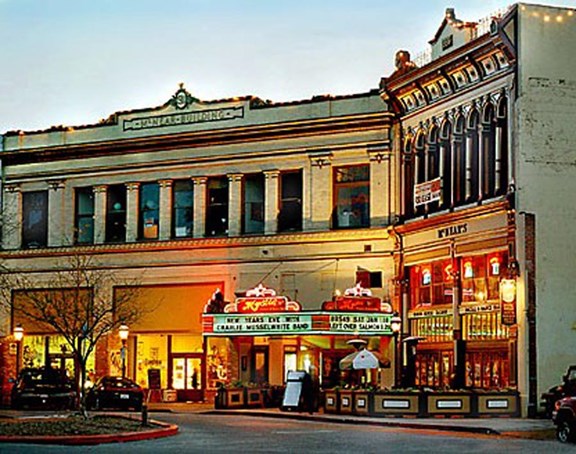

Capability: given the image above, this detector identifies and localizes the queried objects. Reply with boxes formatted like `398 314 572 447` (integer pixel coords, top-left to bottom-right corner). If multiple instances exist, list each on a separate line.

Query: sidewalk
144 402 555 439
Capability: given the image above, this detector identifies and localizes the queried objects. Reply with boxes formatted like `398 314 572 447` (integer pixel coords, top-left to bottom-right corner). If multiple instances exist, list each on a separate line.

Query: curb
208 410 501 435
0 417 179 445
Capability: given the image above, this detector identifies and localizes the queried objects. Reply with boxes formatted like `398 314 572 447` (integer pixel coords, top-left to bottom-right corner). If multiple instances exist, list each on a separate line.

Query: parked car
86 376 144 411
11 367 77 410
553 396 576 443
541 365 576 418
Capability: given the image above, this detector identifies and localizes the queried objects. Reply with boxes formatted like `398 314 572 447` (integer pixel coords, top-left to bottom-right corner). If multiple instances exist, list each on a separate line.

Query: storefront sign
203 311 394 336
459 303 500 314
223 284 302 313
323 296 383 312
437 223 468 239
500 278 517 325
414 178 441 207
409 308 451 319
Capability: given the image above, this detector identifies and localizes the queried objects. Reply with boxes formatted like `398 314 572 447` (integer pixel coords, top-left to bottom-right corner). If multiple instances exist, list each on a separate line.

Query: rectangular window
105 184 126 243
139 182 160 240
206 177 228 237
242 173 264 234
333 165 370 229
173 180 193 238
22 191 48 249
278 170 302 232
75 187 94 244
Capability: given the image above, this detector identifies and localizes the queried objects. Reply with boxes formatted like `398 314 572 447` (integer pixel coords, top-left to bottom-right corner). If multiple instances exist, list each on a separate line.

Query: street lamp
390 314 402 388
119 323 129 378
13 324 24 376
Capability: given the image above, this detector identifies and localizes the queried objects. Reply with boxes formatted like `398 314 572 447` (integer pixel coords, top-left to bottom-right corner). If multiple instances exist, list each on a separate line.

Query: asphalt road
0 413 573 454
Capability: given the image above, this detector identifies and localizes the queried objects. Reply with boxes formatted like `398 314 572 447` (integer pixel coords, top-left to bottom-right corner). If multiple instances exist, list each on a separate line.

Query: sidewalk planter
324 390 339 414
338 390 354 414
475 390 520 417
372 391 423 417
245 388 265 408
426 391 472 416
352 390 372 415
217 388 245 409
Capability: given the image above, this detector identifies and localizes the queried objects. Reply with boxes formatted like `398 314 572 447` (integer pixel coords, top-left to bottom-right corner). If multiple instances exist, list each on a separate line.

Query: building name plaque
123 106 244 131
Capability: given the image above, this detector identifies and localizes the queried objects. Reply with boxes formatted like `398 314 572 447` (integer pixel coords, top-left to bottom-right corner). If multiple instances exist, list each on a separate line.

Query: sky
1 0 576 133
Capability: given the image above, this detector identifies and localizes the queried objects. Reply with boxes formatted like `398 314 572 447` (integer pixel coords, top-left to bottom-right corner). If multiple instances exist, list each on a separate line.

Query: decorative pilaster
158 180 173 240
264 170 280 235
125 182 140 243
192 177 207 238
305 152 332 231
93 185 108 244
2 184 21 249
48 180 66 247
227 174 243 237
368 144 392 227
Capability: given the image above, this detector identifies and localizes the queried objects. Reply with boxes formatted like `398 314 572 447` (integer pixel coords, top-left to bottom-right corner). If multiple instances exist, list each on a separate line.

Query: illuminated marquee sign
224 284 301 313
205 313 312 336
202 312 394 336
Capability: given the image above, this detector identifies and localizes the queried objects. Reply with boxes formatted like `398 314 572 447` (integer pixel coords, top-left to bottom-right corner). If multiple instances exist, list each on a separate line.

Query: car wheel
557 419 576 443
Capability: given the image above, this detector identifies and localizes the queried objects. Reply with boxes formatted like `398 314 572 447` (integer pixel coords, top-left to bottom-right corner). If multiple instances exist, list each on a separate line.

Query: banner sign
414 177 441 207
203 311 394 336
223 284 301 313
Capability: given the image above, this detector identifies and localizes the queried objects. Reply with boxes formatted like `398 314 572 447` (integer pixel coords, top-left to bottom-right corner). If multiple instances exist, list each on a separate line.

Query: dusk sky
1 0 575 133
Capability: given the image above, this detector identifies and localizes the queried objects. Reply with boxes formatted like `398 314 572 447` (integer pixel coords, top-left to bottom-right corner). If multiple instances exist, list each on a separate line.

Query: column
264 170 280 235
48 180 65 247
158 179 173 241
227 174 243 237
305 152 332 231
368 145 391 227
193 177 207 238
2 184 21 249
125 182 140 243
93 185 107 244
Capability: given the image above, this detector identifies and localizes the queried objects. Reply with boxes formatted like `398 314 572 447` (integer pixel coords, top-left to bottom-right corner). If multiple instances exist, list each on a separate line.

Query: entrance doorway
170 354 204 401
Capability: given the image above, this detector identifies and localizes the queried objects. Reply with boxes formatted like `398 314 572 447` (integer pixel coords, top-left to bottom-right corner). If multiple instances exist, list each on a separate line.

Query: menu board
282 371 306 409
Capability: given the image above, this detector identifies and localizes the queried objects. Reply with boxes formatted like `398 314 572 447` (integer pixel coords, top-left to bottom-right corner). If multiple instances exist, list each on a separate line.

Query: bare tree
1 253 146 417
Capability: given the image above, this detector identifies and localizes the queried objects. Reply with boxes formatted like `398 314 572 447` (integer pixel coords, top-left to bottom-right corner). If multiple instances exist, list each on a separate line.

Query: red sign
322 296 385 312
223 284 301 313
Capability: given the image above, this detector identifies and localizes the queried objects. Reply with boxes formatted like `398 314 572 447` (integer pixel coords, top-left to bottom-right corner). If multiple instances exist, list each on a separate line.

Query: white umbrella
339 348 390 370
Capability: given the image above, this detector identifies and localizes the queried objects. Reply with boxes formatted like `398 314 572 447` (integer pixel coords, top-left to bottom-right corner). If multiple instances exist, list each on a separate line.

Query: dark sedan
11 367 77 410
86 376 144 411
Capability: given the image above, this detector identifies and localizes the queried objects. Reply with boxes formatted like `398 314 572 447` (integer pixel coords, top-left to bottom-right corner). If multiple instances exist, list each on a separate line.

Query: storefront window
410 259 452 308
461 253 507 303
135 334 168 389
333 165 370 229
465 350 509 388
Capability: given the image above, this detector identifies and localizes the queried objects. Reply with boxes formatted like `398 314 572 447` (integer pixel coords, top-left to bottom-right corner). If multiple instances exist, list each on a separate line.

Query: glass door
171 354 203 401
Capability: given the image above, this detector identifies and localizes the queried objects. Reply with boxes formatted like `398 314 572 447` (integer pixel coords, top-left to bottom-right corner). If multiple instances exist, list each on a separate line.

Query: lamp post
119 323 129 378
390 314 402 388
13 324 24 377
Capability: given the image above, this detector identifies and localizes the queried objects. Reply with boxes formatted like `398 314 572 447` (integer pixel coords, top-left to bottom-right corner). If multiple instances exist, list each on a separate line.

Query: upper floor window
22 191 48 249
75 187 94 244
243 173 264 234
106 184 126 243
139 182 159 240
333 165 370 229
278 170 302 232
206 177 228 237
173 180 193 238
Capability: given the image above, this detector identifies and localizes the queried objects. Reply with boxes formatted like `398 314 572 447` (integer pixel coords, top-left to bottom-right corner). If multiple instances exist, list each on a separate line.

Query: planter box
427 393 472 416
338 390 354 414
372 392 423 416
245 388 264 408
217 388 245 409
324 390 339 414
353 391 372 415
476 392 520 416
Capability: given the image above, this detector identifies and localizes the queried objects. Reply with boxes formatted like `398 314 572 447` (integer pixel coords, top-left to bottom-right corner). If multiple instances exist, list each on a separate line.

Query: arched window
414 131 426 217
453 114 466 205
481 102 496 199
439 119 452 210
403 133 415 219
466 109 480 202
427 126 440 181
496 96 509 195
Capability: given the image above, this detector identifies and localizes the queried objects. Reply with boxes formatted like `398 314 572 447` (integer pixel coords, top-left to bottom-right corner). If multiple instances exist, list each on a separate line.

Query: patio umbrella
339 348 390 370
